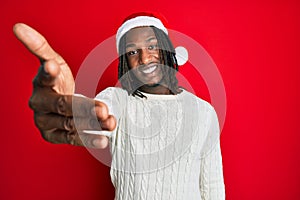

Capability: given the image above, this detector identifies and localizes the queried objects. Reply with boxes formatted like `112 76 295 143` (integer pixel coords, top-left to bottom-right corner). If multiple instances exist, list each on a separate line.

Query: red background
1 0 300 199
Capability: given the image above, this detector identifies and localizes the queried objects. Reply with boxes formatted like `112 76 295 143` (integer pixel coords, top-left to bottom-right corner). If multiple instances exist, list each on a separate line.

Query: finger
67 130 109 149
90 136 109 149
40 128 82 146
34 113 102 132
29 93 109 118
13 23 65 64
79 133 109 149
100 115 117 131
94 102 110 121
40 128 70 145
29 92 73 116
40 128 109 149
33 60 60 88
75 98 108 120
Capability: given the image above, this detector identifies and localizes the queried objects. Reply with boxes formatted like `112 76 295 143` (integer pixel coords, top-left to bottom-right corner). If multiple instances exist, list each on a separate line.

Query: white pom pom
175 46 188 66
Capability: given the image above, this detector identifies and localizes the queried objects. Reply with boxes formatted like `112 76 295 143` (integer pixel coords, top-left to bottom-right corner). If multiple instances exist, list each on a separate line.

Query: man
14 13 225 200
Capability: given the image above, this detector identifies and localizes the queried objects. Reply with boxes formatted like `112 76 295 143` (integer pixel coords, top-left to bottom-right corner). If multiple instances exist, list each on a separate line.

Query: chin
142 78 163 86
141 75 164 85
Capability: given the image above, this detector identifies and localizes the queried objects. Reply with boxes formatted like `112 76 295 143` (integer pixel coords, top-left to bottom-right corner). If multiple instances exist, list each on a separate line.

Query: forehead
125 26 157 44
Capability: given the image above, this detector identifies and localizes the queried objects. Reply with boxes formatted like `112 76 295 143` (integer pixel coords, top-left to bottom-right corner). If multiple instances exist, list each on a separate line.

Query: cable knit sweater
95 87 225 200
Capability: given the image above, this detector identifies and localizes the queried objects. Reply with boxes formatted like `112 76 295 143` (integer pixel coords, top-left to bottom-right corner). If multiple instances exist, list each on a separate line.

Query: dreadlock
118 26 180 98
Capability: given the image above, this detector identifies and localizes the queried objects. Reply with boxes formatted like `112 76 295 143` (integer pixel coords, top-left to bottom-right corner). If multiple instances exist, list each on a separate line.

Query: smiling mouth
141 65 157 74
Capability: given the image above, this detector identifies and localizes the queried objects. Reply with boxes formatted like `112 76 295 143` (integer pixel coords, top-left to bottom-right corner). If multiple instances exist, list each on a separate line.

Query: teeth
142 66 157 74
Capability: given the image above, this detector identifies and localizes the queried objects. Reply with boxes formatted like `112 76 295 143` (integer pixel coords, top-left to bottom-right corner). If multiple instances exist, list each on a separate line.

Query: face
125 27 164 87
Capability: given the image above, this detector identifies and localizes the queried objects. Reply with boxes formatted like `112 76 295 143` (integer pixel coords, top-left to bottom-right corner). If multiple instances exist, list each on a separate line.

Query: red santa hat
116 12 168 53
116 12 188 66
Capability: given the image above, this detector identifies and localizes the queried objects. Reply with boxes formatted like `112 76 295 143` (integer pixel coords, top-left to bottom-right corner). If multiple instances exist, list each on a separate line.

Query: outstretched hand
14 23 116 148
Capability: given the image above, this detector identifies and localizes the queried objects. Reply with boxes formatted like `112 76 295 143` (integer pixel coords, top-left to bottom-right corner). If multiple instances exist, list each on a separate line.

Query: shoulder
181 89 215 113
95 87 128 101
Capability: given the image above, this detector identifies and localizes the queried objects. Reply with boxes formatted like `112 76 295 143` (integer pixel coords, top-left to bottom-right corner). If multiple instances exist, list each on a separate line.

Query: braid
118 26 180 97
118 36 135 94
152 27 179 94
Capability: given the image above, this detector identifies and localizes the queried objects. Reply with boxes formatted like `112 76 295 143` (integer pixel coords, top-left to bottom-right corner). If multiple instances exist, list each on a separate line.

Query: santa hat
116 12 188 66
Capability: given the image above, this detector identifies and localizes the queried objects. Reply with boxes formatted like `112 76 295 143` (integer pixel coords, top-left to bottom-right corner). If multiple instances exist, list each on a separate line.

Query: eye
148 44 158 51
126 50 138 56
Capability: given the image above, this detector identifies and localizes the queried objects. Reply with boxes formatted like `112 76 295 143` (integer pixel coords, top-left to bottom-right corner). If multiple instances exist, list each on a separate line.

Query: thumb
13 23 65 64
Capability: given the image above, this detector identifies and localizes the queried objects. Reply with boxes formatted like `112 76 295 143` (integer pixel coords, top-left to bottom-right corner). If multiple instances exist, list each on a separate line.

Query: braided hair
118 26 180 98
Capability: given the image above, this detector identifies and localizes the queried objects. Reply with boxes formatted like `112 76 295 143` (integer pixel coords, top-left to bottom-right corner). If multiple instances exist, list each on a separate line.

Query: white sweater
95 87 225 200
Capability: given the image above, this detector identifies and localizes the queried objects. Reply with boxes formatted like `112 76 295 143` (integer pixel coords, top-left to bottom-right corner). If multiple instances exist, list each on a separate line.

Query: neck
139 84 172 95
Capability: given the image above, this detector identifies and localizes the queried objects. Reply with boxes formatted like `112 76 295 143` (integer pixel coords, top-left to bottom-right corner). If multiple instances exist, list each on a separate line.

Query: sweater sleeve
199 107 225 200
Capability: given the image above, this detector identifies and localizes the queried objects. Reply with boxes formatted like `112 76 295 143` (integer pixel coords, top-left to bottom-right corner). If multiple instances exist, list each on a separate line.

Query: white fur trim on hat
116 16 168 54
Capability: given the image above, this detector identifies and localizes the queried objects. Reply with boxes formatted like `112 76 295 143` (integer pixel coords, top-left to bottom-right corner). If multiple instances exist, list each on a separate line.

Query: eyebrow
146 37 157 43
125 37 157 49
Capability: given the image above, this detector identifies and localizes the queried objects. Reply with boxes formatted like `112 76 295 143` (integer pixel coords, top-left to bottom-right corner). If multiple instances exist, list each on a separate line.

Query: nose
138 48 152 65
